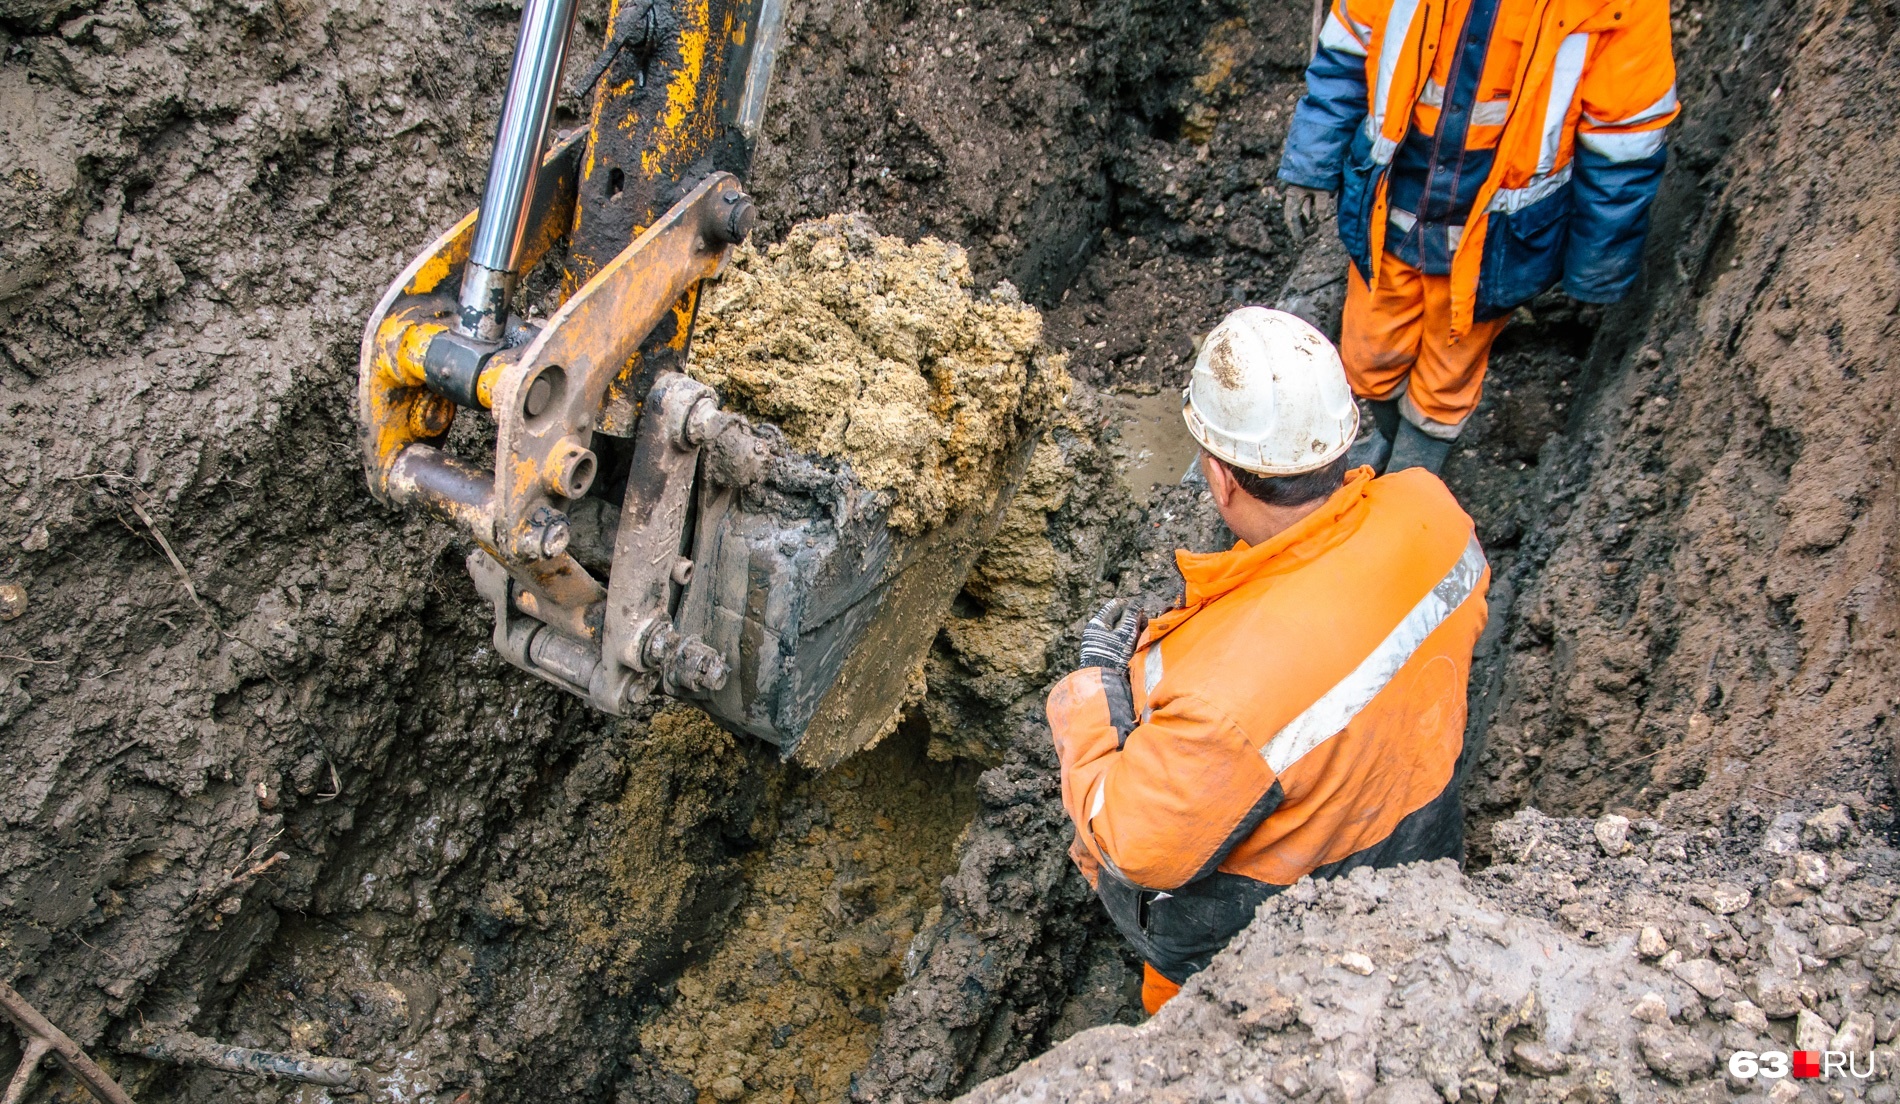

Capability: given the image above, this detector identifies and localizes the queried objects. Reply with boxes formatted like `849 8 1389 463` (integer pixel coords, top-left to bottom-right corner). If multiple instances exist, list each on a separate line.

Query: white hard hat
1181 307 1359 476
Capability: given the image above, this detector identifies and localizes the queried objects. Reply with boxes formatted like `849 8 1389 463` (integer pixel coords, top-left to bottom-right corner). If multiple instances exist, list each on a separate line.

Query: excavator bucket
354 0 1033 766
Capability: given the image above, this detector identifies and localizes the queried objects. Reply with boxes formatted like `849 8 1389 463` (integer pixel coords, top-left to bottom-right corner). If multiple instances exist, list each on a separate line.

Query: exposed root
125 1028 359 1089
0 982 135 1104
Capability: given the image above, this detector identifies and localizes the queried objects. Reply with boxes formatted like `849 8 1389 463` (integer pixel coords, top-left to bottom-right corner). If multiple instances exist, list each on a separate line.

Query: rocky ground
965 805 1900 1104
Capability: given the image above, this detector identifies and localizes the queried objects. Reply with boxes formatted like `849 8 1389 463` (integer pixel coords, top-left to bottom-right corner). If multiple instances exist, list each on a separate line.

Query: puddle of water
1104 389 1200 504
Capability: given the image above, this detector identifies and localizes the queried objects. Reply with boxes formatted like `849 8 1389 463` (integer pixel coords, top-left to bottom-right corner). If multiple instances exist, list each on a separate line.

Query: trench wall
1467 0 1900 840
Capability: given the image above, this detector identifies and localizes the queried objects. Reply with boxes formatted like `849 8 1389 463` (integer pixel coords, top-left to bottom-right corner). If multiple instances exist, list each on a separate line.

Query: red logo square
1793 1051 1821 1079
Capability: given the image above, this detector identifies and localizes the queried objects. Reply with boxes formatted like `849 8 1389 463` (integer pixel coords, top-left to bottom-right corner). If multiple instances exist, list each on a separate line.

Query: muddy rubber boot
1345 399 1400 473
1386 420 1455 475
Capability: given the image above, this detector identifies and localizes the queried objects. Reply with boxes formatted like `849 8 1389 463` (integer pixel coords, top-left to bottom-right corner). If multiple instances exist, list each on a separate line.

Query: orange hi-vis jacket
1047 468 1489 982
1282 0 1679 336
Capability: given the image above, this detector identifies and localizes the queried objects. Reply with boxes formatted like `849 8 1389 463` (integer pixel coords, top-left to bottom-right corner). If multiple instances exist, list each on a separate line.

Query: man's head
1203 449 1351 507
1182 308 1357 542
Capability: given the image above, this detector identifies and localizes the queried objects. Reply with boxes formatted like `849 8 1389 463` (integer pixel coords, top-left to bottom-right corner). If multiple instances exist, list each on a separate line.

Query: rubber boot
1345 399 1401 473
1386 420 1455 475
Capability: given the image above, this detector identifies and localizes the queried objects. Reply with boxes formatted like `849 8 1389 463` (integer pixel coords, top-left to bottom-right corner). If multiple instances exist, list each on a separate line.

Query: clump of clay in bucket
689 213 1070 536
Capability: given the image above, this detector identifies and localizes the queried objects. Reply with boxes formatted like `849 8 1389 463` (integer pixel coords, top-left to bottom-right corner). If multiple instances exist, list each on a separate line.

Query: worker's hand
1079 598 1147 670
1282 185 1332 243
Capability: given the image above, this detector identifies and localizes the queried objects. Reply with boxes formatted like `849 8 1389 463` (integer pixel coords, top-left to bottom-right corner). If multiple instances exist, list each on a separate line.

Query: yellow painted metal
353 4 794 727
489 174 740 563
356 133 584 505
564 0 763 400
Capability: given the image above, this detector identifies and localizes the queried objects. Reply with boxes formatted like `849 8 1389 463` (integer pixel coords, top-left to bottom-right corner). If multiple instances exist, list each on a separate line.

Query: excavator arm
356 0 1028 766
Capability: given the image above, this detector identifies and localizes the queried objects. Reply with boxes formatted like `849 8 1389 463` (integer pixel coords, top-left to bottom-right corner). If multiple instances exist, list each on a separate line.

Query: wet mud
640 722 980 1104
1099 389 1199 505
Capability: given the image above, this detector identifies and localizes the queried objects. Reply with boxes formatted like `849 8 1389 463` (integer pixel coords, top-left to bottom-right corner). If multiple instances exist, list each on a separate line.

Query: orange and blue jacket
1278 0 1679 336
1047 468 1489 982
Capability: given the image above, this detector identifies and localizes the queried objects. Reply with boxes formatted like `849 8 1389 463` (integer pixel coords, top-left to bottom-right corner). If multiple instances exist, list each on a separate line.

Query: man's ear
1201 453 1236 509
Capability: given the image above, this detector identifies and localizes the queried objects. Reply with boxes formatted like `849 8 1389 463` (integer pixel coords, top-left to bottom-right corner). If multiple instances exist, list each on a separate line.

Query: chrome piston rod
457 0 580 342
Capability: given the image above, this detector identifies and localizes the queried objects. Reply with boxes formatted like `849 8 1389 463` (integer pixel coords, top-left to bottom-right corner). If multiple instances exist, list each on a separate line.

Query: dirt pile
4 0 1181 1086
689 214 1146 768
0 0 1319 1081
965 804 1900 1103
161 695 777 1102
852 0 1900 1080
0 0 665 1095
563 707 759 995
690 214 1068 537
850 477 1232 1103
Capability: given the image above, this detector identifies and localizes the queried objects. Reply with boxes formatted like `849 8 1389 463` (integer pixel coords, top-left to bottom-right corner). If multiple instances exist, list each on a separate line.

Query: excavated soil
689 214 1067 538
4 0 1900 1094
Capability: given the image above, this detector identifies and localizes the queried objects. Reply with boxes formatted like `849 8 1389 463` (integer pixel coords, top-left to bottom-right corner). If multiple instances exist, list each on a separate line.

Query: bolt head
537 514 571 559
696 651 729 691
522 507 572 561
681 392 724 447
639 622 681 669
673 637 729 692
715 193 758 246
408 393 456 438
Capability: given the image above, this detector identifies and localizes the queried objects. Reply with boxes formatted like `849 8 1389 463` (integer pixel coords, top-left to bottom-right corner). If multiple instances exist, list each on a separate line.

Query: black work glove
1078 598 1147 670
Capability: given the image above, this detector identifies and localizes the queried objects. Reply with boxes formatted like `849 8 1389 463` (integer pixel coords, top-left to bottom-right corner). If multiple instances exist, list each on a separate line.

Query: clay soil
3 0 1899 1095
638 720 980 1104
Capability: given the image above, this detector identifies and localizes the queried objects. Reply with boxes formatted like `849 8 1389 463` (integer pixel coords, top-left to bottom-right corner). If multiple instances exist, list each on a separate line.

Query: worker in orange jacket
1048 307 1489 1013
1279 0 1679 472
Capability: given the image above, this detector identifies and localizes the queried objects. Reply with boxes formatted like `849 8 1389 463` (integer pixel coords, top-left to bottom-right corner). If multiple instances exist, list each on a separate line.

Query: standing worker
1048 308 1489 1014
1278 0 1678 472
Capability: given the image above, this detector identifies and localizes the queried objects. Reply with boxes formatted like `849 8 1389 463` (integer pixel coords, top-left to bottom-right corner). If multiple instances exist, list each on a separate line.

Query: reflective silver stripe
1370 0 1425 164
1419 80 1507 125
1260 535 1487 775
1320 10 1371 56
1578 127 1666 162
1537 33 1591 174
1388 207 1462 250
1401 391 1468 438
1471 100 1510 126
1140 641 1164 723
1583 84 1678 128
1487 163 1572 213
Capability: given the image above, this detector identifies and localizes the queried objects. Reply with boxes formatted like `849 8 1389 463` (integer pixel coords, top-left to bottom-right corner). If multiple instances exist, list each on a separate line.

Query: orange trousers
1141 963 1181 1014
1341 253 1510 437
